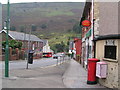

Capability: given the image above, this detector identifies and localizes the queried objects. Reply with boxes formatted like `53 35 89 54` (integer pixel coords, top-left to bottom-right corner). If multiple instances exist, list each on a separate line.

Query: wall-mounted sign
106 40 115 46
81 20 91 27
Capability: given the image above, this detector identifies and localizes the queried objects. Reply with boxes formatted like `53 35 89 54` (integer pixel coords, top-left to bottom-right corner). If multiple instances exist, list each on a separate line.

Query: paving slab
63 60 109 88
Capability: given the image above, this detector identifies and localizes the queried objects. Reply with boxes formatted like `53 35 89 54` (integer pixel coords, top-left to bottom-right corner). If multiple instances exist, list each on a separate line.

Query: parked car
60 53 65 57
53 54 58 59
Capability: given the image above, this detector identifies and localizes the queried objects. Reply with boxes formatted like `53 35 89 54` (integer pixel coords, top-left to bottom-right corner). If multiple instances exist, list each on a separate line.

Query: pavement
1 59 110 89
62 59 107 88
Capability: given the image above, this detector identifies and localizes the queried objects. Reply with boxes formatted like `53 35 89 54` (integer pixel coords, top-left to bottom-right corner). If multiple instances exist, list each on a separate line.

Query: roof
80 2 92 25
42 39 48 46
0 30 43 42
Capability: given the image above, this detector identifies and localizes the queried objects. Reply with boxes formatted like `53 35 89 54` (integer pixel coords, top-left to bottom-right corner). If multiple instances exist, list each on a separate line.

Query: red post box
87 58 99 84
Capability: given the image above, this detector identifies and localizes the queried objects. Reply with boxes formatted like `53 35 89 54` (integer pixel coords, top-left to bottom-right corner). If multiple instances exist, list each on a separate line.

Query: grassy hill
2 2 84 52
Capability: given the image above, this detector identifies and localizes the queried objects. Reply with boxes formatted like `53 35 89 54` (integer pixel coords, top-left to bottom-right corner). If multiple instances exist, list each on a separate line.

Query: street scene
0 0 120 89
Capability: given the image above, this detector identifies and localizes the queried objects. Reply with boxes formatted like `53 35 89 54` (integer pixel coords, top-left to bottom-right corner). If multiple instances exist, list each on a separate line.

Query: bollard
56 58 58 65
60 56 62 64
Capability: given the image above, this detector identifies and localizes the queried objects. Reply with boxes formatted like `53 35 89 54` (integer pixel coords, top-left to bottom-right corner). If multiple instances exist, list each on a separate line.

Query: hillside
2 2 84 52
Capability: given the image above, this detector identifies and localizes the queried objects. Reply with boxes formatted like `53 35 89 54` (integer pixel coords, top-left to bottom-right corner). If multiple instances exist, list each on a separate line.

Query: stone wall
118 2 120 89
1 48 25 61
0 3 2 31
96 39 119 88
0 33 2 61
98 61 118 88
98 2 119 35
118 40 120 89
0 4 2 60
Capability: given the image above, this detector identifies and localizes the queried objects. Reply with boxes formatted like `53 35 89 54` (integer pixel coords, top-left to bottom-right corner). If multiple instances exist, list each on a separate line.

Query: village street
1 59 108 89
0 1 119 89
0 56 69 70
2 59 69 88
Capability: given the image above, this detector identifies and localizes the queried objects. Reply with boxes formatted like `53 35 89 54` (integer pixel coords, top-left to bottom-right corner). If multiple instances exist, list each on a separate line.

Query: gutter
93 34 120 58
93 34 120 41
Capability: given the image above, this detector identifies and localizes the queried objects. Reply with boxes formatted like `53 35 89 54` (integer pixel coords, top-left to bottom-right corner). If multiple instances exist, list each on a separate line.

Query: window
88 46 91 58
104 45 116 59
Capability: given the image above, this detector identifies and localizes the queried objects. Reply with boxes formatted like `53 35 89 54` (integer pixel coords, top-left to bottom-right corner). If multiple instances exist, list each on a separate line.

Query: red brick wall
74 38 82 55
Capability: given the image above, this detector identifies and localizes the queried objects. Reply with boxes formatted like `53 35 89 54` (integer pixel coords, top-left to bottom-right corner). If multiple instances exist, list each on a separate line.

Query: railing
56 55 71 65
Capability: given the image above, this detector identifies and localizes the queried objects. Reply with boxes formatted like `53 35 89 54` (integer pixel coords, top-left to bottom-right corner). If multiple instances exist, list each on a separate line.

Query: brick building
0 30 43 60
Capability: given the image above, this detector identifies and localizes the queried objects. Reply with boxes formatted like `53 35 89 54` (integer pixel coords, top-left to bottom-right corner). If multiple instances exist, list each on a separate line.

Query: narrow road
2 61 70 88
0 56 70 70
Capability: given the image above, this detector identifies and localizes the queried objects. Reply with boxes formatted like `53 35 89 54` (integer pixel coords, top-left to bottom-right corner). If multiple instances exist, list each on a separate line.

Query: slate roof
42 39 48 46
1 30 43 42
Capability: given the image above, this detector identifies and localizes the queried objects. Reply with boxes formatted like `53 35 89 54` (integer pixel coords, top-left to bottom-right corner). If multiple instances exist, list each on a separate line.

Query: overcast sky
1 0 86 4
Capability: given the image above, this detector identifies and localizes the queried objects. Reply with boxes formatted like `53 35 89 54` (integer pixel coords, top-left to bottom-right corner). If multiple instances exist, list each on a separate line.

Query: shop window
104 45 116 59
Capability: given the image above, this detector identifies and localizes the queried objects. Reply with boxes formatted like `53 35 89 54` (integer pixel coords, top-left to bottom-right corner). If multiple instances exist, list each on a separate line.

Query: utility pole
26 25 31 69
91 0 94 58
23 26 27 60
5 0 10 77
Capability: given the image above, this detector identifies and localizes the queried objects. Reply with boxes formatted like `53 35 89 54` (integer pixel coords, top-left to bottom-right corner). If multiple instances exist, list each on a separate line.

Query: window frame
104 45 117 61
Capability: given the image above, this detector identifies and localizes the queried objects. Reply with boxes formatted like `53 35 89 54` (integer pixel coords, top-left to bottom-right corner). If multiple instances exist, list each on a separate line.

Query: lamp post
5 0 10 77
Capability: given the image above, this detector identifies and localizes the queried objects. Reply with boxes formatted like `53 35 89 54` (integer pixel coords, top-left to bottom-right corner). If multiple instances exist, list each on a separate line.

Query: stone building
0 3 2 60
80 1 120 88
93 2 120 88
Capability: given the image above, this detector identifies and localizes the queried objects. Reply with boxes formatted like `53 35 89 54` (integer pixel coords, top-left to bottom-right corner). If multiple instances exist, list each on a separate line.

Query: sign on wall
106 40 115 46
81 20 91 27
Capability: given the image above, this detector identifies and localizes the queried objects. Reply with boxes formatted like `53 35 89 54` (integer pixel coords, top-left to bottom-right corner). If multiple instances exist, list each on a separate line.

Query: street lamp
5 0 10 77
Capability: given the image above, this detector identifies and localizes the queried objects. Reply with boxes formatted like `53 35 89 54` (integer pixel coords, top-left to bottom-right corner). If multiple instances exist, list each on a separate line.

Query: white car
53 54 58 59
60 53 65 57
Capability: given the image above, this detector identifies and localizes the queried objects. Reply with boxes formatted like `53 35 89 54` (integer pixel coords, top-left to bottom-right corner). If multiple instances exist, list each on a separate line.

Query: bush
2 40 22 50
10 26 16 31
40 24 47 29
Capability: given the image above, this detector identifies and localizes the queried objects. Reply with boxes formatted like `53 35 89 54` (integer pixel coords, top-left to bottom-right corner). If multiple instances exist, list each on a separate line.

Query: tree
67 29 72 33
64 45 69 52
20 25 25 32
2 40 22 50
52 41 66 53
40 24 47 29
10 26 16 31
31 24 37 31
72 23 82 33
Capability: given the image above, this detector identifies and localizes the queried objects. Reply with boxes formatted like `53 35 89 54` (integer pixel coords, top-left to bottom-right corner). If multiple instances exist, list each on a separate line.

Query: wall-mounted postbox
96 62 107 78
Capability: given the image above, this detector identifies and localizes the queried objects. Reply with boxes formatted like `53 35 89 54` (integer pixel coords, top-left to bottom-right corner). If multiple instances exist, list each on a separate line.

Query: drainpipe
93 18 96 58
91 0 94 58
93 39 96 58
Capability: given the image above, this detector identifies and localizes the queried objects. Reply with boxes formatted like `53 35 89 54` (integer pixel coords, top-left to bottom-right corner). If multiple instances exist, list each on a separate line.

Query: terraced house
80 1 120 88
80 2 93 69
